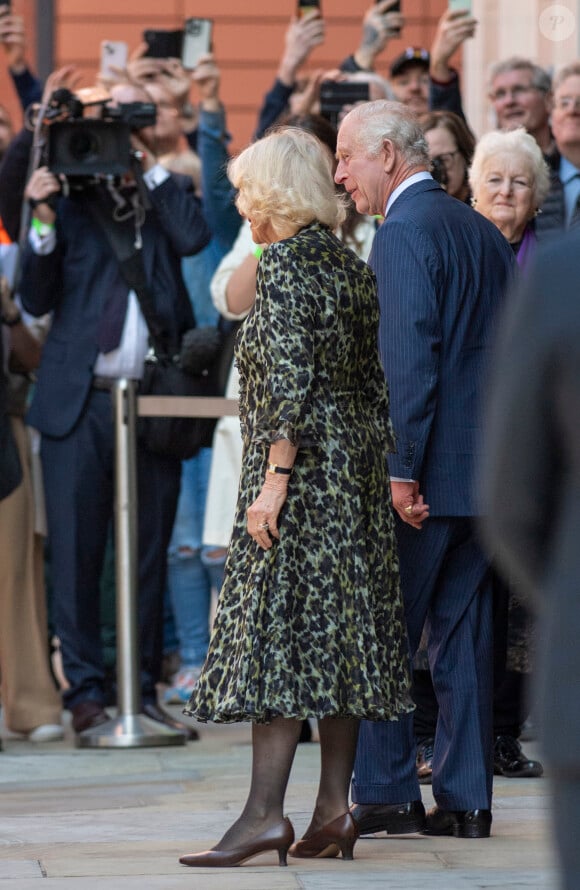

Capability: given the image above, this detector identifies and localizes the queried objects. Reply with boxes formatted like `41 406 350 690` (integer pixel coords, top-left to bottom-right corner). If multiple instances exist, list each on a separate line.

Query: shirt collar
385 171 433 217
559 155 580 185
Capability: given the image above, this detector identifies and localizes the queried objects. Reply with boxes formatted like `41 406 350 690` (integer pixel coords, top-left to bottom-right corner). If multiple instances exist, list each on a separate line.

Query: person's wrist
201 96 221 113
9 59 27 75
277 61 298 87
429 57 453 81
30 205 56 226
353 48 375 71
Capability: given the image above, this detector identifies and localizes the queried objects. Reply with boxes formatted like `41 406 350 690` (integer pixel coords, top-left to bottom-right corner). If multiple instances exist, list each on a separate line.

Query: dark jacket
371 180 516 515
19 173 210 438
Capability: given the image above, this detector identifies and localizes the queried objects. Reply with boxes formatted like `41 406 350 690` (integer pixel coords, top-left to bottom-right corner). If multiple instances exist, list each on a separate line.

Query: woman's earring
470 197 478 208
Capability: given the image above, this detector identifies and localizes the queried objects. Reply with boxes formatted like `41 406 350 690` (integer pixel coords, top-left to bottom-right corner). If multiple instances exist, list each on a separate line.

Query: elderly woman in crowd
179 126 412 868
469 127 550 268
418 110 476 203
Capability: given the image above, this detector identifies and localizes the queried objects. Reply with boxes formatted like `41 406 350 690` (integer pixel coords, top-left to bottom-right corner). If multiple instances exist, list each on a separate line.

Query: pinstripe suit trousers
352 516 494 810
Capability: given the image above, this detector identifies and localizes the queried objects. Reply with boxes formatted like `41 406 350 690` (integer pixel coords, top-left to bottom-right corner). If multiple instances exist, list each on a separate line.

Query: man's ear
382 138 396 173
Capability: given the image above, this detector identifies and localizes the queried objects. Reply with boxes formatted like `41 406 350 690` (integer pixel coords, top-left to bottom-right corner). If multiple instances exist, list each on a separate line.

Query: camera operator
18 82 210 740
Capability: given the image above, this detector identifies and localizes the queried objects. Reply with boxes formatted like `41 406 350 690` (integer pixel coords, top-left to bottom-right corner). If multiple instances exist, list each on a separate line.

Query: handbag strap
85 189 168 354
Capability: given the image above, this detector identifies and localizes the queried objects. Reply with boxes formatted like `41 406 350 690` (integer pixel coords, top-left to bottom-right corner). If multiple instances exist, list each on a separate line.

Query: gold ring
404 505 414 515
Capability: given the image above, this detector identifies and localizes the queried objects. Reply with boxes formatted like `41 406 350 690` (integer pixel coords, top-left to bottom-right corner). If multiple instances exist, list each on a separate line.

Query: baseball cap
390 47 430 78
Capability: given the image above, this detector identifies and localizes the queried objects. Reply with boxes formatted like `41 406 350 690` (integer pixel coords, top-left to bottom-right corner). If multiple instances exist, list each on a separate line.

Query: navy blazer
20 174 210 439
370 179 516 516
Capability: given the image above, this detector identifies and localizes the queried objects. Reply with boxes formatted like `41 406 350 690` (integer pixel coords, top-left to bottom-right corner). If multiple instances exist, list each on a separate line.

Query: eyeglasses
489 85 540 102
484 175 532 192
432 150 460 170
554 95 580 112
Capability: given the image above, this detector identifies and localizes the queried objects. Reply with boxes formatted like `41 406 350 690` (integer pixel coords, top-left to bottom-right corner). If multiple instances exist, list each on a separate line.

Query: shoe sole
357 814 426 835
423 820 491 839
494 766 544 778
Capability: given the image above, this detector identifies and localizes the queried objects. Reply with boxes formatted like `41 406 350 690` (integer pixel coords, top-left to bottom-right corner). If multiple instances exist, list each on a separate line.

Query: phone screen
182 18 213 70
298 0 321 18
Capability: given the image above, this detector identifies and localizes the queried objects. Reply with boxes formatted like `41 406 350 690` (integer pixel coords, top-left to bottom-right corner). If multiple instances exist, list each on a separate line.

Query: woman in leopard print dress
181 127 412 868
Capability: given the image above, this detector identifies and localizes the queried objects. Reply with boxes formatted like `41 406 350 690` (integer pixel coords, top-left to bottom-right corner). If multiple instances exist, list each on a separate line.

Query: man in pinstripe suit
335 100 516 838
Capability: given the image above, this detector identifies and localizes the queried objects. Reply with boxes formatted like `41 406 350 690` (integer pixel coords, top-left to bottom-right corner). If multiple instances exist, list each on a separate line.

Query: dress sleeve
250 242 316 446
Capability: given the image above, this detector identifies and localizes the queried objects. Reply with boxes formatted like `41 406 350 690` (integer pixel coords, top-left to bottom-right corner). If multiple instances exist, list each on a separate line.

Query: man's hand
0 9 26 73
192 53 220 111
354 0 404 71
430 8 477 82
24 166 60 225
288 69 326 116
40 65 82 109
391 480 430 529
278 11 325 87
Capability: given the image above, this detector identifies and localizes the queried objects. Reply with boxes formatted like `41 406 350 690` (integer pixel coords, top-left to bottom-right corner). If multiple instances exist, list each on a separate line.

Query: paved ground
0 710 558 889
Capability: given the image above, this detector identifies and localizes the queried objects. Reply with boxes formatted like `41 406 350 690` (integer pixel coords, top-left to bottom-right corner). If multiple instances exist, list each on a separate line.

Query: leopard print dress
184 222 413 724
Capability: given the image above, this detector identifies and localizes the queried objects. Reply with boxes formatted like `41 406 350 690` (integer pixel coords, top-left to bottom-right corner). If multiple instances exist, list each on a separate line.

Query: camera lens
68 129 100 163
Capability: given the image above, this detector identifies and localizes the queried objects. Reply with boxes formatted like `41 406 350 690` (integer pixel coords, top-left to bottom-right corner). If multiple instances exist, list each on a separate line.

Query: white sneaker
27 723 64 743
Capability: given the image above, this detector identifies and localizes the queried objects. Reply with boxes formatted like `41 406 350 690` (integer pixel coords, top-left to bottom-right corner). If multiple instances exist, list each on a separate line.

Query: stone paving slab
0 714 559 889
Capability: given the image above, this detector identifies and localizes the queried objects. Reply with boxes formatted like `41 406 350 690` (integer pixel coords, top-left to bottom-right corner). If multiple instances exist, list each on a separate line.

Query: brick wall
2 0 449 149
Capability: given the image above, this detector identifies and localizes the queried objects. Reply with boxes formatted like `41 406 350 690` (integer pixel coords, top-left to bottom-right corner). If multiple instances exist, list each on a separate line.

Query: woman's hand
247 475 289 550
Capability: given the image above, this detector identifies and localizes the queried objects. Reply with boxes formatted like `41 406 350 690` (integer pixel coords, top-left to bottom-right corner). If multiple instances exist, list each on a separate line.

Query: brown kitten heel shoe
289 812 359 860
179 817 295 868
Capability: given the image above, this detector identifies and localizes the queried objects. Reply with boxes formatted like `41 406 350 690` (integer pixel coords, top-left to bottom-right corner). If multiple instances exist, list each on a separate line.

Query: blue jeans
165 448 222 668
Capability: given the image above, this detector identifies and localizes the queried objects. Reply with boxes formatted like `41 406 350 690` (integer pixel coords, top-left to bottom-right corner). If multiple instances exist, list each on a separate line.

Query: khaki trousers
0 417 62 733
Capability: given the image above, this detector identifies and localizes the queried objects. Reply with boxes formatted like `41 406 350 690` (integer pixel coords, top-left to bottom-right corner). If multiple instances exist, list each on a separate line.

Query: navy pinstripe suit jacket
370 179 516 516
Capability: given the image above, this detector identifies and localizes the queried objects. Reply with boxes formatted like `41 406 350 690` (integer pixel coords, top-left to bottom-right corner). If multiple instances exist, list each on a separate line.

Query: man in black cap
389 47 430 115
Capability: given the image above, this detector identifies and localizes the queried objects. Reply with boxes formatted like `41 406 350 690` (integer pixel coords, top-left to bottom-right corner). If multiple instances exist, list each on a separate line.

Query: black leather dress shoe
423 805 492 838
493 734 543 778
71 701 109 734
142 702 199 741
350 800 426 835
416 737 434 784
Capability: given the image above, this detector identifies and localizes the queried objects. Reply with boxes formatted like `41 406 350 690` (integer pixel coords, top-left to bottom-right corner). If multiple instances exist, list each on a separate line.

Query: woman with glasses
418 110 475 203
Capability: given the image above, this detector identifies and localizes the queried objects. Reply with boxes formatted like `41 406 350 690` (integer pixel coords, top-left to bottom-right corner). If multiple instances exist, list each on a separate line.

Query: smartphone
181 18 213 70
100 40 128 79
448 0 472 12
298 0 321 18
143 29 184 60
320 81 370 127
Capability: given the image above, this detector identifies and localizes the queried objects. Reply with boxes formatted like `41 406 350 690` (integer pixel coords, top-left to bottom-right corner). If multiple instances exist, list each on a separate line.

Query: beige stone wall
463 0 580 136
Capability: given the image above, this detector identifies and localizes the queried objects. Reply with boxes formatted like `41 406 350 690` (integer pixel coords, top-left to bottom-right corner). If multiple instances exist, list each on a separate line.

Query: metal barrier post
77 378 184 748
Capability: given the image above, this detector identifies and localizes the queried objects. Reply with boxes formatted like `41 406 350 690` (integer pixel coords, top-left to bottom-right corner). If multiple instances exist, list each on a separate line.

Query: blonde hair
228 127 347 238
469 127 550 207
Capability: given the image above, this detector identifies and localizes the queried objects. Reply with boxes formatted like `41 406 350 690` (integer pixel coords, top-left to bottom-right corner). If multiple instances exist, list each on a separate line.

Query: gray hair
343 100 429 167
469 127 551 207
553 60 580 93
488 57 552 95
